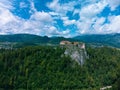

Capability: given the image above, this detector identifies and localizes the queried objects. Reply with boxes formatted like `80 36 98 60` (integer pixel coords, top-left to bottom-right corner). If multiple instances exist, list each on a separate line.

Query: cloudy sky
0 0 120 37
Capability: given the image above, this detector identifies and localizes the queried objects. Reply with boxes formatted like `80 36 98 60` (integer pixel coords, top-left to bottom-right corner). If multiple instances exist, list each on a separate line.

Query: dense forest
0 46 120 90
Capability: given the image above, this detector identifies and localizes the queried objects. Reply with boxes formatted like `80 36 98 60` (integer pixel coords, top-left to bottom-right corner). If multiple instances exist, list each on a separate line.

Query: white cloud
92 17 106 34
0 9 16 25
104 15 120 33
29 1 37 14
64 19 76 26
76 0 120 34
45 26 70 37
49 12 59 16
0 0 71 37
20 2 28 8
30 11 53 22
0 0 13 9
47 0 59 10
0 0 120 37
107 0 120 11
47 0 77 16
86 15 120 34
73 9 80 15
76 21 92 34
62 17 76 26
80 0 107 19
0 1 21 34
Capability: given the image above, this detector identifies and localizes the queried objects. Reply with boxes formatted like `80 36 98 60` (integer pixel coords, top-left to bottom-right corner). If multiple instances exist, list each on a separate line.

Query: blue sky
0 0 120 37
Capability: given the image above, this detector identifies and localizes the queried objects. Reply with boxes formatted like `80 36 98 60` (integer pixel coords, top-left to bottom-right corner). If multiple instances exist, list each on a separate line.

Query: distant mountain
74 33 120 48
0 34 50 44
0 33 120 48
0 34 72 45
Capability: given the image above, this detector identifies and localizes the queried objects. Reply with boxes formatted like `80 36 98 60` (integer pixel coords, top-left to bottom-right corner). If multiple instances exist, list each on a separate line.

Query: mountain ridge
74 33 120 48
0 33 120 48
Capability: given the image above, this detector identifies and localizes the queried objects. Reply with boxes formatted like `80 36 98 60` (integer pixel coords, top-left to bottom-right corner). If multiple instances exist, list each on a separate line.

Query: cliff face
62 42 88 66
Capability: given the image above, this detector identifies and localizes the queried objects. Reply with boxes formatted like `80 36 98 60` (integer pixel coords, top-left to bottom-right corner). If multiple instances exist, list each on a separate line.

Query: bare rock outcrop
60 41 88 65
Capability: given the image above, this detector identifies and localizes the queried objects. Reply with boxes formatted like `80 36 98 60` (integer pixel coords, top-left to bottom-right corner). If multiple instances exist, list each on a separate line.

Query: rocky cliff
61 41 88 66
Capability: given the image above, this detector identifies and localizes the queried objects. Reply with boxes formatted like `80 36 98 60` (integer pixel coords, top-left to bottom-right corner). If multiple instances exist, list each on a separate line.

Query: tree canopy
0 46 120 89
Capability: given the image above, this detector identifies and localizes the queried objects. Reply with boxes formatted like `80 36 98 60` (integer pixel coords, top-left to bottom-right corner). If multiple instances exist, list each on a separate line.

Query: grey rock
63 43 88 66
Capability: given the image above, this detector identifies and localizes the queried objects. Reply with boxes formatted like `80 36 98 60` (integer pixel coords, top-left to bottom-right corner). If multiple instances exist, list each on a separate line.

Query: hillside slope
74 33 120 47
0 34 73 45
0 34 50 43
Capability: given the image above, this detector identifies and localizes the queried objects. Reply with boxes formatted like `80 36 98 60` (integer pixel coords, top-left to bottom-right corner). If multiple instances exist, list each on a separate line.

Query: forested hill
74 33 120 48
0 34 72 44
0 46 120 89
0 34 49 43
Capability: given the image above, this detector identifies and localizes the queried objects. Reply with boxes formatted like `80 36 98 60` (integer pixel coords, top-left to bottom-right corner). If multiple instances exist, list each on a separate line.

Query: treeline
0 46 120 89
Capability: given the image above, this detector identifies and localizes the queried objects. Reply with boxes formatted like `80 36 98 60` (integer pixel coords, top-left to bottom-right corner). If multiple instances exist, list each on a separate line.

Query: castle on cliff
60 41 85 49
